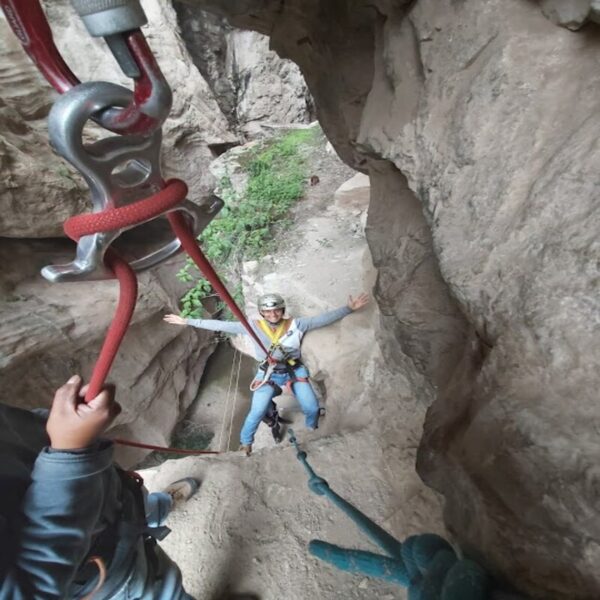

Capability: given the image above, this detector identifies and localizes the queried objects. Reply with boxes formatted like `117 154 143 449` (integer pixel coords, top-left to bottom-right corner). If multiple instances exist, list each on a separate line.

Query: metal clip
42 81 222 282
1 0 171 135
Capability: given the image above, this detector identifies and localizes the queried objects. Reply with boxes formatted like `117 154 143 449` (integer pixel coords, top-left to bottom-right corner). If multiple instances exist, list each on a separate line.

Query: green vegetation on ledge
177 127 318 319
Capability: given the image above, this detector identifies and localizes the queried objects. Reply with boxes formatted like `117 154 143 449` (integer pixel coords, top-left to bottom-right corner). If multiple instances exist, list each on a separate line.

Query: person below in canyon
0 375 198 599
164 291 370 456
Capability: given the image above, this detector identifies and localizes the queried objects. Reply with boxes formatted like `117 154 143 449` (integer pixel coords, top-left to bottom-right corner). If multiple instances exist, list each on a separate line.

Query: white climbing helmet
258 293 286 312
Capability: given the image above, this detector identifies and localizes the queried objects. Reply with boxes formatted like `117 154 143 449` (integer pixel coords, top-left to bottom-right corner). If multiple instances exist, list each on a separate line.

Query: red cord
85 250 137 401
111 438 220 455
64 179 188 239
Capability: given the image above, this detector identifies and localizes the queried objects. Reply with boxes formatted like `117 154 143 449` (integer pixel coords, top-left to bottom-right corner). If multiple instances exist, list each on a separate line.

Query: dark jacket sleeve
0 441 115 600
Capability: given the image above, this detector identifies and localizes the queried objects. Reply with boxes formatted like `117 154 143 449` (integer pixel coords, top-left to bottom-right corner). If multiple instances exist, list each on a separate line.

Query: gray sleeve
295 305 353 333
0 442 114 599
186 318 246 335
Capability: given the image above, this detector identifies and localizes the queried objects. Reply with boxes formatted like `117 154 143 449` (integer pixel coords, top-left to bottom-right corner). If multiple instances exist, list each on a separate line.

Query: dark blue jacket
0 403 186 599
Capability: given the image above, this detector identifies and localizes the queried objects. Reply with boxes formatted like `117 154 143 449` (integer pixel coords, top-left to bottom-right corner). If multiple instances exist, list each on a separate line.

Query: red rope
64 178 266 453
64 179 188 239
85 250 137 401
111 438 220 455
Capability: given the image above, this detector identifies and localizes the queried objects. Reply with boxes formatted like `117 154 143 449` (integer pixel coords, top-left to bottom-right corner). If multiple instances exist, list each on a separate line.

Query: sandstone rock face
0 16 87 238
0 238 217 466
366 160 469 393
359 6 600 596
228 30 313 138
188 0 600 597
174 4 313 139
184 0 385 169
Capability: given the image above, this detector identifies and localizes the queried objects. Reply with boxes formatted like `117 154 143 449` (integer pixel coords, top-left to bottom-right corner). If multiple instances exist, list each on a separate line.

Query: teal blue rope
288 429 491 600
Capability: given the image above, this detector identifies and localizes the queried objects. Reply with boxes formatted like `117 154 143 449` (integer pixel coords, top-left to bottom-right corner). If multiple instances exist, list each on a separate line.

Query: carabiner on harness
250 361 277 392
42 82 222 282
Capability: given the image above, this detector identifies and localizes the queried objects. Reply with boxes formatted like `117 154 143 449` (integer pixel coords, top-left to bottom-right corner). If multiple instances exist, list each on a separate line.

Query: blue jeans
145 491 172 528
109 492 193 599
240 365 319 445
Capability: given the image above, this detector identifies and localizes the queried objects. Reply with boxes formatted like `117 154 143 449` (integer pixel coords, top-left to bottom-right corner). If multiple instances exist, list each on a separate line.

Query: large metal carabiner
42 81 222 282
0 0 171 135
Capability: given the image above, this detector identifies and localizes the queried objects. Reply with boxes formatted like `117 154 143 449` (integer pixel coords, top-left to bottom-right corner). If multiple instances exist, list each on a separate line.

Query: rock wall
366 160 469 391
0 15 85 238
3 0 599 595
184 0 600 597
173 3 314 139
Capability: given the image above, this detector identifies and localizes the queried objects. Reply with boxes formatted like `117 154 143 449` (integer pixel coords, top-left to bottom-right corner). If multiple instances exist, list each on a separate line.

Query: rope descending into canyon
288 429 495 599
217 347 243 452
227 349 242 451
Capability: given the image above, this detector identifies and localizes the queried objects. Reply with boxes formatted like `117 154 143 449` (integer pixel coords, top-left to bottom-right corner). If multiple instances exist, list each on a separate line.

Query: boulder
539 0 600 29
333 172 370 210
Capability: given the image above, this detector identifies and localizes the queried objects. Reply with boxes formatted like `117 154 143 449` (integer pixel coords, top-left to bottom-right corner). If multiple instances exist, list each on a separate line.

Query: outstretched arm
1 377 120 599
164 313 245 335
296 293 370 333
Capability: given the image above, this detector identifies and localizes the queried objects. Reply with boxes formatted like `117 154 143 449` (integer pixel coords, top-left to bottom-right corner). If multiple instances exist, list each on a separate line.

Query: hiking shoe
163 478 199 509
239 444 252 456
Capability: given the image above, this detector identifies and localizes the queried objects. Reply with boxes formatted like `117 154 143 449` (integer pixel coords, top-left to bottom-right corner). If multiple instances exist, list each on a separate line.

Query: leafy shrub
177 128 316 318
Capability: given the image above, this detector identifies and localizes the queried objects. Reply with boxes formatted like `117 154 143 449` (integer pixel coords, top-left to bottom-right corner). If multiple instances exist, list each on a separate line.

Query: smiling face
261 308 284 324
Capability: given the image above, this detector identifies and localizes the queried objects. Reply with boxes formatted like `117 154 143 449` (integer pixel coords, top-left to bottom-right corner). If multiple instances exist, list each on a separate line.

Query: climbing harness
288 429 501 600
256 318 292 347
251 318 293 391
2 0 270 455
250 318 311 394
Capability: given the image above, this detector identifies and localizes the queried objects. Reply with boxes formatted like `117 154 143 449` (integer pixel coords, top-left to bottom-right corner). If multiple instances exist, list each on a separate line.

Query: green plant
176 128 317 318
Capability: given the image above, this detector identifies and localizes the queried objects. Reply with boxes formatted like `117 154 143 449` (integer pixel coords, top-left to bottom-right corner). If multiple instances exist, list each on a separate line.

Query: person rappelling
164 291 369 455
